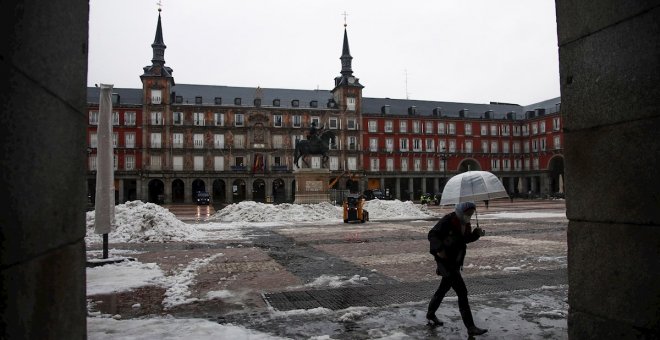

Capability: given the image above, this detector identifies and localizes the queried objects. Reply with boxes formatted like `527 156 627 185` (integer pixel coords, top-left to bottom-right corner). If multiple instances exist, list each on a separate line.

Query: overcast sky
88 0 560 106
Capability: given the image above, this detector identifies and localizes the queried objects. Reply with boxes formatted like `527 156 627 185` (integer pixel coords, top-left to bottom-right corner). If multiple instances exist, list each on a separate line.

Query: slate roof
86 84 560 120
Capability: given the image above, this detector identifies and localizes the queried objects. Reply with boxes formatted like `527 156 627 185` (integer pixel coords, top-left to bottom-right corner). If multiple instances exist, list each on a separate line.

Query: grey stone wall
557 1 660 338
1 0 88 338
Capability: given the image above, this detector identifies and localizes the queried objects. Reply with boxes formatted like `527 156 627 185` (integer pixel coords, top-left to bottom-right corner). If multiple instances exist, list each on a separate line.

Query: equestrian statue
294 122 335 168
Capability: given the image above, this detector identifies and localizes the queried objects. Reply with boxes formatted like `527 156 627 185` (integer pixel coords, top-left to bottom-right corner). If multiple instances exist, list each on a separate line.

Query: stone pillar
0 1 88 338
395 177 401 200
380 177 385 189
433 177 439 194
184 178 193 203
557 2 660 338
226 178 234 204
117 178 125 204
163 178 172 204
408 179 414 201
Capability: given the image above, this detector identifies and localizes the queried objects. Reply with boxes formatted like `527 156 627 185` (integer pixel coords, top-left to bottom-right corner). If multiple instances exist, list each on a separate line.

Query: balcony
271 165 288 172
231 165 246 172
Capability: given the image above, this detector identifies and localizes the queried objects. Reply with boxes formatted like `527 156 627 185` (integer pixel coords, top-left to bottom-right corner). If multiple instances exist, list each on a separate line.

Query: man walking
426 201 488 336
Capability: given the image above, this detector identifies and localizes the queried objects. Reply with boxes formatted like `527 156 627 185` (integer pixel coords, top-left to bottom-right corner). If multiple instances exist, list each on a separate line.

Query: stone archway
458 159 481 173
272 178 285 203
252 179 266 202
346 179 359 193
148 179 165 204
212 179 226 204
232 179 246 202
172 179 184 203
548 155 565 195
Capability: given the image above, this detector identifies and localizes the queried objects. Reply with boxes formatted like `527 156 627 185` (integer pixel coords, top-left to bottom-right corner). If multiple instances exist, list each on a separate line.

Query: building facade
86 11 564 205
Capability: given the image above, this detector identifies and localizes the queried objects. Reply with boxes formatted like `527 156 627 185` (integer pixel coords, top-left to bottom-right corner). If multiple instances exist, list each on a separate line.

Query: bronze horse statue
294 130 336 168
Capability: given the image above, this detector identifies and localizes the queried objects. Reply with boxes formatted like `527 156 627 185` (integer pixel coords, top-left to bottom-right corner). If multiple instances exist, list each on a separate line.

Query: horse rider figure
307 121 323 146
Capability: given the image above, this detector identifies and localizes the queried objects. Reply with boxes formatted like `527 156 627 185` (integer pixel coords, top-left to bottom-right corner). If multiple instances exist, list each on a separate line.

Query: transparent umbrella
440 171 509 205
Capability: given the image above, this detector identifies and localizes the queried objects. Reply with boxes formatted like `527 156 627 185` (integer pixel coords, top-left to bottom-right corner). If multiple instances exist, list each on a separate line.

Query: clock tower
331 24 364 114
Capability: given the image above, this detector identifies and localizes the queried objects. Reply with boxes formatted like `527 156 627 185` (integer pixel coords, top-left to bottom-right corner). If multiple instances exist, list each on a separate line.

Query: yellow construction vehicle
343 194 369 223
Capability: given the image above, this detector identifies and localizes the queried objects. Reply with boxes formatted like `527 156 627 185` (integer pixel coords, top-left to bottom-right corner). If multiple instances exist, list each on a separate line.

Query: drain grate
263 268 566 311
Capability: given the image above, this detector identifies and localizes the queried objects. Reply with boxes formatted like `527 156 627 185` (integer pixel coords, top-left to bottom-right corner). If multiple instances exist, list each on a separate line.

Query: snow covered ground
86 200 568 339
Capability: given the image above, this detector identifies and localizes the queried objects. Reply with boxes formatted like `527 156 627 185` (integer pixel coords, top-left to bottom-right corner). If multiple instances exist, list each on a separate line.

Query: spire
151 10 166 66
340 27 353 76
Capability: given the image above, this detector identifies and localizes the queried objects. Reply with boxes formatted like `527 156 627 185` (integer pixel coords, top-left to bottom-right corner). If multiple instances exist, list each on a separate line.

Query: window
448 123 456 134
89 155 97 171
193 134 204 149
425 121 434 134
438 140 447 153
125 112 135 126
532 123 538 135
292 115 301 128
368 120 377 132
214 112 224 126
234 98 241 106
90 133 97 148
490 124 498 136
513 142 521 153
151 111 162 125
291 100 300 108
214 156 224 171
113 155 118 170
515 159 522 171
214 97 222 105
533 157 540 170
234 134 245 149
491 141 498 153
347 157 357 171
125 155 135 170
370 158 379 171
425 138 435 152
502 141 510 153
272 135 283 148
348 136 357 150
347 97 356 111
491 159 499 170
150 133 161 148
554 136 561 149
173 112 183 125
151 89 162 104
274 115 283 127
385 121 393 133
503 159 510 171
173 156 183 171
439 156 445 172
173 133 183 148
465 140 473 153
399 121 407 133
329 157 339 171
501 124 510 136
523 124 529 136
513 125 521 136
125 133 135 148
437 122 445 135
464 123 472 135
481 141 489 153
413 158 421 171
481 124 488 136
540 121 546 133
412 121 421 133
235 113 244 127
540 138 547 151
427 159 434 172
524 141 530 153
214 134 224 149
385 138 394 152
112 133 118 148
369 138 378 152
235 156 244 167
399 138 409 151
524 158 531 170
89 111 99 125
386 158 394 171
553 117 561 131
194 156 204 171
194 112 205 126
401 157 408 172
311 116 320 127
532 139 538 152
413 138 422 152
112 112 119 125
150 155 161 170
329 118 338 129
273 99 280 107
347 119 357 130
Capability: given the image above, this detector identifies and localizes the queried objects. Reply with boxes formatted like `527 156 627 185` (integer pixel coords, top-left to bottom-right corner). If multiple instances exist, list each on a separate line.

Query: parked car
363 189 391 201
194 191 210 205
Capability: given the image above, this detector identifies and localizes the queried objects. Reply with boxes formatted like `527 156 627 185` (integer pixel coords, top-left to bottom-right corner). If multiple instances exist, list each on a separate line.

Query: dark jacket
428 212 481 275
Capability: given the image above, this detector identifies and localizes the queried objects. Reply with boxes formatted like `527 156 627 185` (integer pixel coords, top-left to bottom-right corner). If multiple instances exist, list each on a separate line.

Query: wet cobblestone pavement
87 199 569 339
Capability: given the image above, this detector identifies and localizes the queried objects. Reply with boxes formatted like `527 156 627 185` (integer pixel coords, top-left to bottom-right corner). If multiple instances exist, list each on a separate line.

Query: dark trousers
427 270 475 328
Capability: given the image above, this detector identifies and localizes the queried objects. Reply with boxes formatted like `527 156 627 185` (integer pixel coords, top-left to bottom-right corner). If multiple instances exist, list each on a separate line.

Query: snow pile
304 274 369 288
210 201 342 222
364 199 437 220
86 201 204 244
87 260 165 295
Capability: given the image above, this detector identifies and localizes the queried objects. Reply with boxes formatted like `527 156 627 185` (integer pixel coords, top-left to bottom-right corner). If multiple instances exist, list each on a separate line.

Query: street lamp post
440 147 448 191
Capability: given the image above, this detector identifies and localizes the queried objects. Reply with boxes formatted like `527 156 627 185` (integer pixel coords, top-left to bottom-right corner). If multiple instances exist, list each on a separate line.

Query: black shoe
467 326 488 336
426 312 443 326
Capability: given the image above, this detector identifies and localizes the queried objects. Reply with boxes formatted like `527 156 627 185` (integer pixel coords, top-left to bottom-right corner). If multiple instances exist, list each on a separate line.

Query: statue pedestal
293 168 331 204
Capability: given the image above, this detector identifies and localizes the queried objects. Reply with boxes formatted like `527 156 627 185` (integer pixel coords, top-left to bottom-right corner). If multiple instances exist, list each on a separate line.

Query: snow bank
210 201 342 222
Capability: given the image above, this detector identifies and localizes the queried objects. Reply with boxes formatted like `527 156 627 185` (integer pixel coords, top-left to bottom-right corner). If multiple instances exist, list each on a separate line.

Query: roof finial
342 11 349 27
157 0 163 12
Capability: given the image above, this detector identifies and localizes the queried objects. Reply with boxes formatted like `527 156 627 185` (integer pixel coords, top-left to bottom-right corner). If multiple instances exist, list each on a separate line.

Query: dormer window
151 89 162 104
175 96 183 103
195 96 202 105
214 97 222 105
234 97 242 106
254 98 261 107
291 100 299 107
310 100 318 108
273 99 280 107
